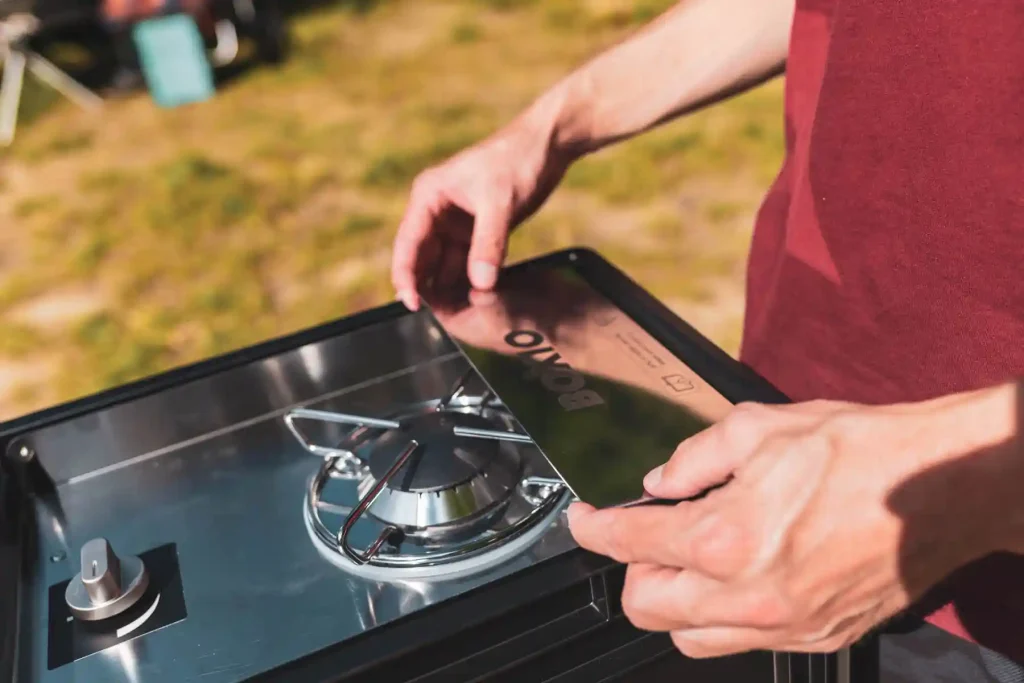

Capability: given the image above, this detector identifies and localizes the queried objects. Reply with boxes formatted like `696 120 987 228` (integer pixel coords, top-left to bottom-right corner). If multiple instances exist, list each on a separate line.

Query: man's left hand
567 393 1017 658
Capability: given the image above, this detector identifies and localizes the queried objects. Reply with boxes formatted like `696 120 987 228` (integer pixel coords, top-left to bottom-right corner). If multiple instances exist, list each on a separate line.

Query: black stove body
1 249 851 683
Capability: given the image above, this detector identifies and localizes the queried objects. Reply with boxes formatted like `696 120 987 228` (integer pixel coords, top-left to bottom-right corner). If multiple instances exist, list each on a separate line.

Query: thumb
644 420 758 500
467 198 513 290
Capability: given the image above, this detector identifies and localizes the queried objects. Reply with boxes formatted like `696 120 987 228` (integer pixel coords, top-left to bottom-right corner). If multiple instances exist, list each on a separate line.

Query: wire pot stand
285 372 568 570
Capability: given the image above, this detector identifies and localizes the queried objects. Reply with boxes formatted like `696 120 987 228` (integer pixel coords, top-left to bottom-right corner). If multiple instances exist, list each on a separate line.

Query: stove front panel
15 312 577 683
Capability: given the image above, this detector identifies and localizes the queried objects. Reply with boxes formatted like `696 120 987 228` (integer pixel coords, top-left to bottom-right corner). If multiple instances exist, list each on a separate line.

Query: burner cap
367 412 500 494
360 409 524 534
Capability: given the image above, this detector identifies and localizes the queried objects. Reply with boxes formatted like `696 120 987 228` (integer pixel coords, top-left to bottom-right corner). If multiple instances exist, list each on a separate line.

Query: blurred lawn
0 0 784 421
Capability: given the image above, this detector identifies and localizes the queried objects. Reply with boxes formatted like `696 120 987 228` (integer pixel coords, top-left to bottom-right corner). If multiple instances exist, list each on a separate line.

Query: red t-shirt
740 0 1024 663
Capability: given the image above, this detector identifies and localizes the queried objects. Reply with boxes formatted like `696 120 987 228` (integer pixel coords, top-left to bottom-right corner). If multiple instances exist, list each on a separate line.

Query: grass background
0 0 785 421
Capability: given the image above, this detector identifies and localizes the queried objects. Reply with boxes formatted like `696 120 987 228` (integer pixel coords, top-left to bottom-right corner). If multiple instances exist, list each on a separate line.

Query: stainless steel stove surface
1 249 841 683
10 312 583 683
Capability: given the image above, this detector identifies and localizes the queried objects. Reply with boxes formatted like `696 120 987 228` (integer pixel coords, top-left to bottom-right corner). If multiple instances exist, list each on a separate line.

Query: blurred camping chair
205 0 289 68
103 0 234 68
0 0 103 146
207 0 289 67
220 0 287 65
102 0 286 107
102 0 285 70
197 0 289 67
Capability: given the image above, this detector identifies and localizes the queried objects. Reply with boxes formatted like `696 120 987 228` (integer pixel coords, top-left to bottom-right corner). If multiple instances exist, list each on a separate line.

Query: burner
369 412 507 492
362 411 522 534
285 370 571 579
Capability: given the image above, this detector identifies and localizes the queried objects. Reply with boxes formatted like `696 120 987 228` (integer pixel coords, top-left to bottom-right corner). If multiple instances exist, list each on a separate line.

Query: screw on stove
5 438 74 561
7 440 34 463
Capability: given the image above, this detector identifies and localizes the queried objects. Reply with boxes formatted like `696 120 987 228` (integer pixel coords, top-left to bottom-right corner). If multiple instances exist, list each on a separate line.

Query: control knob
64 538 149 621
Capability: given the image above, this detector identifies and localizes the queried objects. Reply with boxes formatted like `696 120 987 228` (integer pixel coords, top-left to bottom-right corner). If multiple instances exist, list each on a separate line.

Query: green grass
13 195 60 219
0 0 784 419
450 20 482 43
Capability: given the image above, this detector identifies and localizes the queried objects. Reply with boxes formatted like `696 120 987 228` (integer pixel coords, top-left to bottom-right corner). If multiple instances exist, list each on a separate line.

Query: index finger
567 502 689 566
567 501 739 579
391 186 442 310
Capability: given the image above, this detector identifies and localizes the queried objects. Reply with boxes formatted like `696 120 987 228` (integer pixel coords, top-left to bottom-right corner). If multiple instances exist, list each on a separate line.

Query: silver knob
65 539 149 622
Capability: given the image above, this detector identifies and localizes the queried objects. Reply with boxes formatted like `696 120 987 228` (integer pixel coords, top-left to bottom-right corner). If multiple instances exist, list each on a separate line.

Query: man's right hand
390 114 573 311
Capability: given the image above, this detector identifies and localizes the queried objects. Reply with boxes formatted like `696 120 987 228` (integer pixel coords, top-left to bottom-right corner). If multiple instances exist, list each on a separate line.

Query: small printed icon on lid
662 374 695 393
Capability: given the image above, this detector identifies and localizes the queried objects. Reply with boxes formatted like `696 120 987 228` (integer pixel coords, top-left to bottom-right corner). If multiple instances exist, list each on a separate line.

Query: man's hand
567 388 1021 658
391 0 794 311
391 112 573 311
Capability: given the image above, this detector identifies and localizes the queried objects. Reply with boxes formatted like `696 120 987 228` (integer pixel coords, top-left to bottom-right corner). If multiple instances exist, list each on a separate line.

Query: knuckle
620 581 641 619
606 520 630 565
671 632 712 659
823 412 859 446
619 578 653 630
721 404 767 444
683 600 711 629
669 439 689 458
811 633 854 654
622 608 652 632
660 450 689 480
796 429 839 459
486 188 514 209
474 228 507 252
803 614 861 651
684 514 753 578
411 170 440 197
602 515 631 563
744 588 797 629
470 166 509 194
732 401 765 416
804 398 836 412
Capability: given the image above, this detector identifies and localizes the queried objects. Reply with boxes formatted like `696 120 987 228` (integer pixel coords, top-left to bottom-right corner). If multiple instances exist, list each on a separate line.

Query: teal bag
132 15 216 108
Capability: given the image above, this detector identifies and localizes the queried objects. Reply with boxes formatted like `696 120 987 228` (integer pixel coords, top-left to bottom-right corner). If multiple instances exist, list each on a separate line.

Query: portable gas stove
0 249 851 683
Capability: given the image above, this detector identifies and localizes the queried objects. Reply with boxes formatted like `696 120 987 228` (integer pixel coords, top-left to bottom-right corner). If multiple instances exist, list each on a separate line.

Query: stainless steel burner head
288 371 568 572
361 411 522 533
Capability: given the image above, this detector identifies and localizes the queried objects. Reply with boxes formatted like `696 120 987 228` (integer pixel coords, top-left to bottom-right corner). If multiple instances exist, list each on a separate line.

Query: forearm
522 0 795 159
908 380 1024 558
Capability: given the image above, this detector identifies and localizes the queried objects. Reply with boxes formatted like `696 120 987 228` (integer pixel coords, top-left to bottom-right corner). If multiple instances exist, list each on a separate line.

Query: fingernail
469 261 498 289
644 465 664 491
397 291 418 311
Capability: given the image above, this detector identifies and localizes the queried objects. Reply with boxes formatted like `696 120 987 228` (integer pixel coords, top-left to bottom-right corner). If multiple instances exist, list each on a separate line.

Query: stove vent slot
338 579 605 683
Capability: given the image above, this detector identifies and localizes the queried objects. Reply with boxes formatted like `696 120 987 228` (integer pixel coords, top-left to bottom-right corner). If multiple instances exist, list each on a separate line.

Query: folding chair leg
26 52 103 110
211 20 239 67
0 49 27 146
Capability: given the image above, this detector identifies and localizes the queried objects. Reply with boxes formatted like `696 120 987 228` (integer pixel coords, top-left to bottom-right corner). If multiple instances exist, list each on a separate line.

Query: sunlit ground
0 0 784 420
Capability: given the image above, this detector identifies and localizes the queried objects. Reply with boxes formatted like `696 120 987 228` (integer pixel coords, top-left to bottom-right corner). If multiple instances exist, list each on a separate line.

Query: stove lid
421 249 738 509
